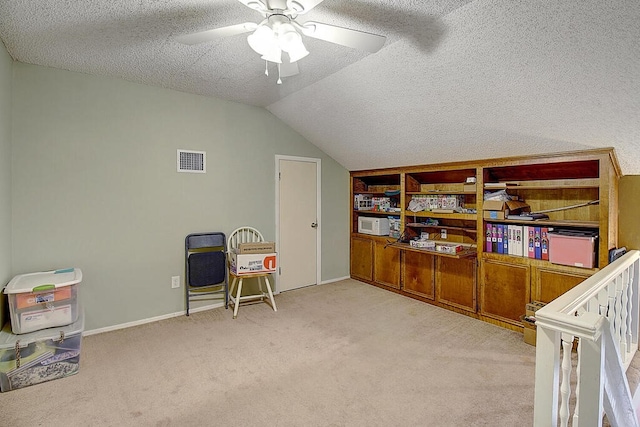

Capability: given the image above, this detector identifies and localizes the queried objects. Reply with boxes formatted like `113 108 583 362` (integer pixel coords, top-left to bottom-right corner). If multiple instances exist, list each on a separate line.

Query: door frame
274 155 322 293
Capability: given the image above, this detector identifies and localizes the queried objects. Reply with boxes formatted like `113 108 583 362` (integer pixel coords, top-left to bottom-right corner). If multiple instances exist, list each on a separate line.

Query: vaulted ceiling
0 0 638 173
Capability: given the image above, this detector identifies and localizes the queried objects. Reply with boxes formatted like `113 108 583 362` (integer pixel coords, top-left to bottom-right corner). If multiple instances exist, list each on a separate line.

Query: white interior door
276 156 320 292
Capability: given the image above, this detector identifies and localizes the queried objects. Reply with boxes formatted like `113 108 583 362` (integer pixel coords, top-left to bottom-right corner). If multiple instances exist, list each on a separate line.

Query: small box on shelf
463 183 476 192
525 301 546 317
482 200 530 220
521 315 537 346
435 243 463 254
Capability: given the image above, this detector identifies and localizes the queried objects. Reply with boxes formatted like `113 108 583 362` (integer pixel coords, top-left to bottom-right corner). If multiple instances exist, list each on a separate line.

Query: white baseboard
83 302 225 336
84 277 350 336
321 276 350 285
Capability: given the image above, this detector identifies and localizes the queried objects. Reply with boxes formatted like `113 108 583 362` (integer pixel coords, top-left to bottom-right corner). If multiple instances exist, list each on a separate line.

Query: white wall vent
177 150 206 173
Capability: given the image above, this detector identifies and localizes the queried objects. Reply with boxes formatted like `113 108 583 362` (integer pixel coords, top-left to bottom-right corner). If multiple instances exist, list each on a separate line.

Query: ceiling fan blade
238 0 268 13
300 21 386 53
286 0 326 14
175 22 258 46
280 60 299 78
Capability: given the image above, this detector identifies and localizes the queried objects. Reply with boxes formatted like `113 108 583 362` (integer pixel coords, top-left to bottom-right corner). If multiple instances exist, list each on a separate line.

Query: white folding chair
227 226 277 319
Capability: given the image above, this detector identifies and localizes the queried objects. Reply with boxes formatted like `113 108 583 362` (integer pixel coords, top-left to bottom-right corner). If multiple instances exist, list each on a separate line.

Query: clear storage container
0 309 84 391
4 268 82 334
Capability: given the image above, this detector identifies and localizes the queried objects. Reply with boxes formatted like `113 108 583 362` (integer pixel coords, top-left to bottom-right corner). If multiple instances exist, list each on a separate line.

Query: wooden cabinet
350 148 620 332
350 236 373 281
531 266 592 304
437 257 476 313
402 250 435 299
481 258 530 324
351 236 400 289
374 240 400 289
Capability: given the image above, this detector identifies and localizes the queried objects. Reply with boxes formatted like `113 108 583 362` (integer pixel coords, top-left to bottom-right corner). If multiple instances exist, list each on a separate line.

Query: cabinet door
532 267 592 304
437 257 477 313
402 250 435 300
351 237 373 281
481 259 530 324
374 241 401 289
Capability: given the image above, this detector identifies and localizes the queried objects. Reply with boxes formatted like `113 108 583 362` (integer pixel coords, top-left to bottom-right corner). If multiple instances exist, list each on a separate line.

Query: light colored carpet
1 279 537 426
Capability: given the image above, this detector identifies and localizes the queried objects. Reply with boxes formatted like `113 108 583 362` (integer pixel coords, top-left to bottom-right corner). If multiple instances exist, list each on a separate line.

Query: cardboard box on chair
236 242 276 254
230 251 277 276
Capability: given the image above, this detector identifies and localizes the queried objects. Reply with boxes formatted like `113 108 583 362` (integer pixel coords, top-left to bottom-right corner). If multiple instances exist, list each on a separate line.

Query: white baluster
559 333 574 427
607 280 618 343
620 272 629 359
615 275 624 347
626 267 635 358
573 337 581 426
598 288 608 317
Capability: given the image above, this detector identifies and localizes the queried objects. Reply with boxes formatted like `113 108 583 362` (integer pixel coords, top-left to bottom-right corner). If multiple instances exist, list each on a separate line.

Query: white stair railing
533 250 640 427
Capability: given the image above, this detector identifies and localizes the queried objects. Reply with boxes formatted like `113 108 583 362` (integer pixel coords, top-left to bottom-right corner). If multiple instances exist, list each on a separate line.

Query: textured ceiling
0 0 639 173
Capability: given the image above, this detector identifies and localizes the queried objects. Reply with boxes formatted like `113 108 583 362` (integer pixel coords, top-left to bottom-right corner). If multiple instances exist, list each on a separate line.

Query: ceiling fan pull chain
265 60 269 76
277 63 282 84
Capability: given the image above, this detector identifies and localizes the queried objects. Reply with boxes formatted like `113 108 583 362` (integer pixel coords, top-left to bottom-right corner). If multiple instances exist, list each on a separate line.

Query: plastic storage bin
4 268 82 334
548 231 597 268
0 309 84 392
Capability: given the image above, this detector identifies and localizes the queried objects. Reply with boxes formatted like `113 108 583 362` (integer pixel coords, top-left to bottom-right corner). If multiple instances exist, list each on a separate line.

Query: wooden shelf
484 178 600 190
407 191 477 195
351 148 619 333
485 185 599 190
390 242 477 259
354 210 401 216
483 218 599 229
354 191 402 196
404 210 477 221
406 223 478 233
482 251 599 272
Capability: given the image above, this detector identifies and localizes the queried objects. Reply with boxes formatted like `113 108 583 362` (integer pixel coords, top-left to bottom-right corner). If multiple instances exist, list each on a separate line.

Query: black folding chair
185 232 228 316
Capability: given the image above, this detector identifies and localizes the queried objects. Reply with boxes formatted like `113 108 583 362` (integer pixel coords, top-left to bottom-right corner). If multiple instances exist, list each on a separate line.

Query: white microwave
358 217 390 236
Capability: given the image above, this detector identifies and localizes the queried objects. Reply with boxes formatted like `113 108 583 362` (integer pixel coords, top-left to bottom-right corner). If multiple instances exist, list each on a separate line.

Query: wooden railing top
535 250 639 338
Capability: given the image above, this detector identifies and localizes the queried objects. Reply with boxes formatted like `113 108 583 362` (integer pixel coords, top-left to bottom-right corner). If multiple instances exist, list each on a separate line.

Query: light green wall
619 176 640 250
0 42 12 324
11 63 349 331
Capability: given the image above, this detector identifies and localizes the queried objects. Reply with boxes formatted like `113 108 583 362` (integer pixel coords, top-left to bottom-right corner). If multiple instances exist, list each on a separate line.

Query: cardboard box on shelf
435 243 463 254
520 315 537 346
482 200 530 220
526 301 546 318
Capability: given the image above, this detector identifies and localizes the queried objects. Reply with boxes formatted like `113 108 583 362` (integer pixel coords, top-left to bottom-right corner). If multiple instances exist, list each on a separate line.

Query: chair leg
263 276 277 312
185 286 190 317
224 280 229 309
233 278 243 319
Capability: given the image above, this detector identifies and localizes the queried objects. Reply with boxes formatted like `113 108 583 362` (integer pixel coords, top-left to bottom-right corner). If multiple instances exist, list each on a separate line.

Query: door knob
311 222 318 228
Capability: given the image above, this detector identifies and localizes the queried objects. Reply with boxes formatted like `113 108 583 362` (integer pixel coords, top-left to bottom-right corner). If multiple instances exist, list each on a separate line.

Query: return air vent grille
177 150 206 173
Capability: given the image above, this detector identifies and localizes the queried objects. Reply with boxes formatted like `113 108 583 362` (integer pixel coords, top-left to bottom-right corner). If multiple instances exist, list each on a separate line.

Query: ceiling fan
175 0 387 84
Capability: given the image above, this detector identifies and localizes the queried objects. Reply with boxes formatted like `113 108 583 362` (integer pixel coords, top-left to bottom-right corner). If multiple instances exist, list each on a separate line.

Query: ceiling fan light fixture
277 23 301 53
261 44 283 64
247 25 274 55
287 41 309 63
